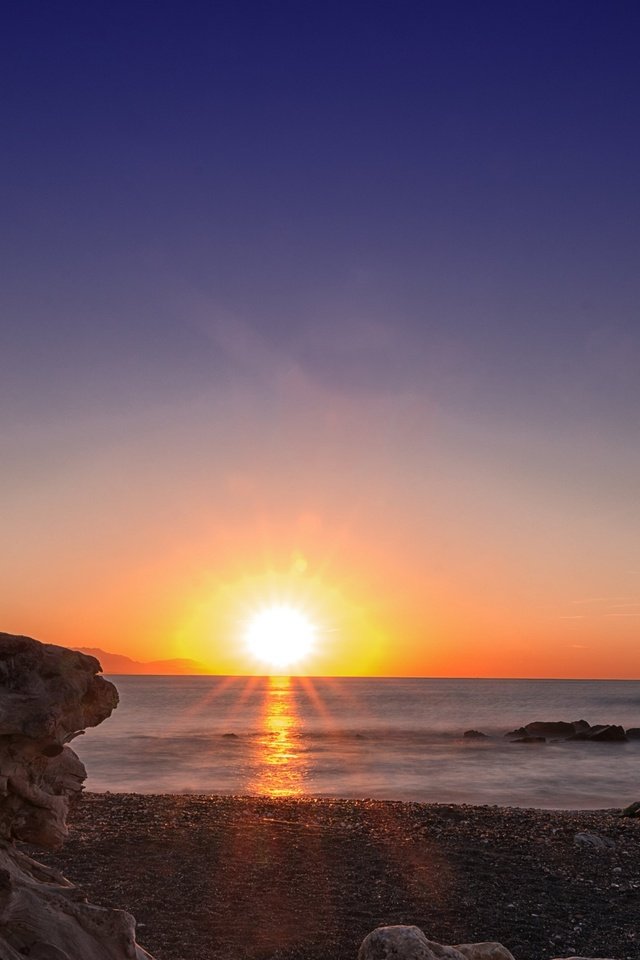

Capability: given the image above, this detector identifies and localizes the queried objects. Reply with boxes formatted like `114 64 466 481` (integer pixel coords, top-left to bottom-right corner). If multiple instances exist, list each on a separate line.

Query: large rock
518 721 577 738
569 725 628 743
358 926 515 960
0 632 153 960
504 719 628 743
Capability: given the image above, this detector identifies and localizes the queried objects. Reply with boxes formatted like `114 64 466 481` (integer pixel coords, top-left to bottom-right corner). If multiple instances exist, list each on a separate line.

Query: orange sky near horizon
3 391 639 681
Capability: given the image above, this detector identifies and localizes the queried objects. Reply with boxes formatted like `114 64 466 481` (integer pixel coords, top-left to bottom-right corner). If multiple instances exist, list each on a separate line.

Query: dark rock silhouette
505 719 628 743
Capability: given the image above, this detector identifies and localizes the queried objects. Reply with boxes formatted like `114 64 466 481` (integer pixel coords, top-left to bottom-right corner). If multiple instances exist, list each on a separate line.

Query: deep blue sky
3 1 639 415
2 2 640 674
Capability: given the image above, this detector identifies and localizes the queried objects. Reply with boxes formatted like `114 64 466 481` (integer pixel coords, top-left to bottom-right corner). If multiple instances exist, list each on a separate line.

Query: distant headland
73 647 210 675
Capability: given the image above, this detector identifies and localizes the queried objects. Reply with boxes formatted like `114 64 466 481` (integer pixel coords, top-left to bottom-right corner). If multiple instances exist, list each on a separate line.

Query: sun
244 604 316 669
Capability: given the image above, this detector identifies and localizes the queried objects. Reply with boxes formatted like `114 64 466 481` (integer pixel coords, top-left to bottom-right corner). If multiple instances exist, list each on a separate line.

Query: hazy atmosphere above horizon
2 1 639 678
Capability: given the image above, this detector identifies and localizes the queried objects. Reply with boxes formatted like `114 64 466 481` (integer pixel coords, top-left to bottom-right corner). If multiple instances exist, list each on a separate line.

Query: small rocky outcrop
0 632 153 960
463 730 488 739
505 721 582 739
626 728 640 739
504 720 629 743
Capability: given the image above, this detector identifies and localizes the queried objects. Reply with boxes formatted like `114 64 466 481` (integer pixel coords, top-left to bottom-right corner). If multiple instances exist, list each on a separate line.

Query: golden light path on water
248 676 308 797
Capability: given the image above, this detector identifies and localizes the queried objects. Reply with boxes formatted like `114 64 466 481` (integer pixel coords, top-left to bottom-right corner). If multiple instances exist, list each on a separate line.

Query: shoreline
32 792 640 960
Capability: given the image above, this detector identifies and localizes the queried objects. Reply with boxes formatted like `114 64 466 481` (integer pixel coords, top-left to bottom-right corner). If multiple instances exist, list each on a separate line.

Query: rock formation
504 720 629 743
0 632 153 960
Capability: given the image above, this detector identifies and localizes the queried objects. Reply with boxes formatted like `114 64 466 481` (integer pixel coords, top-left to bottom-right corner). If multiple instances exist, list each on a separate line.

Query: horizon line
101 672 640 682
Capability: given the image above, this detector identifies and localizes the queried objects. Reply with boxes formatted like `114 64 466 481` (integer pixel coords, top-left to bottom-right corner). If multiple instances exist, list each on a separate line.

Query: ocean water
76 676 640 809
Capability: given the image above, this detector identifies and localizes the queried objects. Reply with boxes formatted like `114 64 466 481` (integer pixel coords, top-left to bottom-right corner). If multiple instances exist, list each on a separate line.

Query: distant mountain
73 647 210 675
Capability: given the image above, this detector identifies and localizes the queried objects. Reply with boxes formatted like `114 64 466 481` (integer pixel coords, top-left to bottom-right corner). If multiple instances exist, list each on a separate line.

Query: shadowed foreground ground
34 794 640 960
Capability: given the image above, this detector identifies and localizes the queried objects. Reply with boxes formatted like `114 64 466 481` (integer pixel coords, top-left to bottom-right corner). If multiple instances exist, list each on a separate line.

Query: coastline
34 793 639 960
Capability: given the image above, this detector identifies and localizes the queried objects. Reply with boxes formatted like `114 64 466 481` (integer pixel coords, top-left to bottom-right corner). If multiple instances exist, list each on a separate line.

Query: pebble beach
34 793 640 960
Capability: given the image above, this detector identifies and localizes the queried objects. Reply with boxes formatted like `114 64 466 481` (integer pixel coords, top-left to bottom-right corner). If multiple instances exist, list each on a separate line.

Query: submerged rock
511 736 546 744
0 632 153 960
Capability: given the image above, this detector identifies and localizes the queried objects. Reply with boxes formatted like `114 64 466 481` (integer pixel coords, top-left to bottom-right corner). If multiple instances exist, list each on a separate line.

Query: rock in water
521 721 577 738
358 927 515 960
0 632 153 960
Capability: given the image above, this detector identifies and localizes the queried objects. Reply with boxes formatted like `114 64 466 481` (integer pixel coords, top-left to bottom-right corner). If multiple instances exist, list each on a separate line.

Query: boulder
358 925 437 960
570 725 627 743
0 632 153 960
620 801 640 818
454 946 516 960
587 724 627 742
522 721 578 738
625 727 640 739
570 719 591 732
358 927 515 960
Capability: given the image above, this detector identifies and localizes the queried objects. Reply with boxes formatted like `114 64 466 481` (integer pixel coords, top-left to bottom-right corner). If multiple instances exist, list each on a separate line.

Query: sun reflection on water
249 676 308 797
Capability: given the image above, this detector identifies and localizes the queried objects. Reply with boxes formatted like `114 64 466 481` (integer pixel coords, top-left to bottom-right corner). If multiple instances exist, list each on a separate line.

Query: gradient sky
2 1 640 677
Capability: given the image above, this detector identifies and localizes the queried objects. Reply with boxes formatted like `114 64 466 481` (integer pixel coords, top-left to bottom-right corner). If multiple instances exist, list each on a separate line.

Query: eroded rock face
0 632 118 849
0 632 153 960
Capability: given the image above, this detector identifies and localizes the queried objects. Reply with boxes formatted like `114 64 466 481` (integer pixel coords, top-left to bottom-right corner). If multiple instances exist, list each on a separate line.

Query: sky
2 1 640 677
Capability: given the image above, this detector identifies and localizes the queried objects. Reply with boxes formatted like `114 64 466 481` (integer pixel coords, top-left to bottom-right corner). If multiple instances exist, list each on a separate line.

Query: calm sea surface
76 676 640 809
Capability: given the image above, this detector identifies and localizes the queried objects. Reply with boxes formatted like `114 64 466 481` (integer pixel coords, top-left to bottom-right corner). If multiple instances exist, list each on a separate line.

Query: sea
76 676 640 809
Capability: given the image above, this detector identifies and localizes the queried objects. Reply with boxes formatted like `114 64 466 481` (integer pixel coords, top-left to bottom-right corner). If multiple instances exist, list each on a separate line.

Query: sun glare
244 604 316 669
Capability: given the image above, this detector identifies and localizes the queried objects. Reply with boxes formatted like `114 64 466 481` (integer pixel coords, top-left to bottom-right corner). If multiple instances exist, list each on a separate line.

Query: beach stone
574 831 615 850
453 944 516 960
0 632 153 960
359 925 438 960
358 928 515 960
